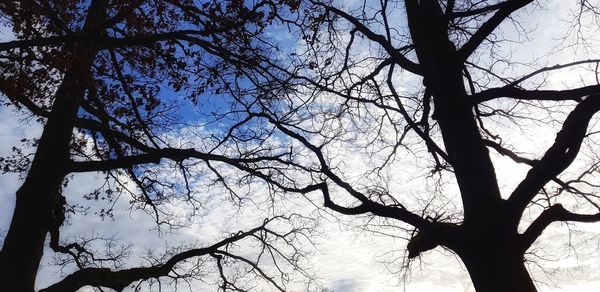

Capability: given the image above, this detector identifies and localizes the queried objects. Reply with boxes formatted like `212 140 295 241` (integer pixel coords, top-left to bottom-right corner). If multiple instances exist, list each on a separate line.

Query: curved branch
506 94 600 225
508 59 600 87
451 2 507 18
458 0 534 60
311 1 422 75
0 78 51 117
386 65 450 163
40 221 278 292
483 139 537 165
255 113 438 232
520 204 600 250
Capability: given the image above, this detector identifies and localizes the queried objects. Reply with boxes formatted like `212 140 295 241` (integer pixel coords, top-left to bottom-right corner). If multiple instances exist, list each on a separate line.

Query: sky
1 111 599 292
3 1 600 291
0 105 477 291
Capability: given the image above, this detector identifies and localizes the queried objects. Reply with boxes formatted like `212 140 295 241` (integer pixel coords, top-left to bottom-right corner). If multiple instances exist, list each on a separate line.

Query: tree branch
520 204 600 250
458 0 533 60
68 148 289 173
483 139 537 165
451 2 509 18
0 29 222 52
0 78 51 117
472 85 600 103
311 1 422 75
506 94 600 225
508 59 600 87
255 113 439 232
39 221 279 292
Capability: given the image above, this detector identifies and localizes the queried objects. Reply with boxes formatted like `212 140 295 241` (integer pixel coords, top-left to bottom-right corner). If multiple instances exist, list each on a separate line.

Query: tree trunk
459 248 537 292
401 2 538 291
0 66 90 291
0 2 107 290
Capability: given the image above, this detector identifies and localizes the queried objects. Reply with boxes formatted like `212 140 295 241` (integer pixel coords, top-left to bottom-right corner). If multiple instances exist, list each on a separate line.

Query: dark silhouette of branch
0 78 51 117
68 148 291 172
311 1 422 75
473 85 600 103
252 112 442 233
451 2 508 18
0 28 251 52
508 59 600 87
507 94 600 225
521 204 600 250
483 139 537 165
458 0 533 60
40 219 287 292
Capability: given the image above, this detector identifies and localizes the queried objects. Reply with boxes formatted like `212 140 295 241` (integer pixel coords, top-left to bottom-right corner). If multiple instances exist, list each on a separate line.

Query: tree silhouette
3 0 600 291
217 0 600 291
0 1 312 291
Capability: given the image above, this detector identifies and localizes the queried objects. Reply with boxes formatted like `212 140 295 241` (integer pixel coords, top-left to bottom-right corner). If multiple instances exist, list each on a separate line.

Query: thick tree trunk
0 66 91 291
458 248 536 292
0 2 107 290
401 1 537 290
404 0 503 225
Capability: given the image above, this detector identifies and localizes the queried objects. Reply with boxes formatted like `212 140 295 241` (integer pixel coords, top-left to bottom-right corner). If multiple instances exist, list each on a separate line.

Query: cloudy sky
1 111 599 292
3 1 600 291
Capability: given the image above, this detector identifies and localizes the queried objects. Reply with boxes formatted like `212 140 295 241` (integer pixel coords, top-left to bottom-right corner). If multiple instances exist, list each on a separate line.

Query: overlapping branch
506 94 600 225
311 1 422 75
250 112 447 234
458 0 534 60
520 204 600 250
40 218 294 292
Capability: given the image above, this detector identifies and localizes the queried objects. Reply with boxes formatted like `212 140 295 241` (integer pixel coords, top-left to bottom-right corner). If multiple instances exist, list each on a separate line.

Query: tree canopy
2 0 600 291
0 0 316 291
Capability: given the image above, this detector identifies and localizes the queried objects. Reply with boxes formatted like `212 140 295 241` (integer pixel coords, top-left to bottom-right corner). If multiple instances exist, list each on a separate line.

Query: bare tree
205 0 600 291
4 0 600 291
0 0 313 291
